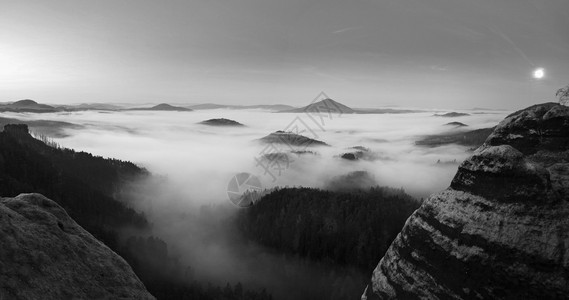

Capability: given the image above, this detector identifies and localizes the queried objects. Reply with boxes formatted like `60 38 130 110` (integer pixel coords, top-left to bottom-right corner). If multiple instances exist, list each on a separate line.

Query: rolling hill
0 99 58 113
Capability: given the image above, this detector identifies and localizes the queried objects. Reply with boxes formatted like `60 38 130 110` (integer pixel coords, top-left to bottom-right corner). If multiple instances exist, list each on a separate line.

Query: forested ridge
237 187 420 272
0 124 148 247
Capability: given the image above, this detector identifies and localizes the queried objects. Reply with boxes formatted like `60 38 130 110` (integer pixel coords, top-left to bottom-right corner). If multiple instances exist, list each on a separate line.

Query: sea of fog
4 108 510 298
9 108 508 200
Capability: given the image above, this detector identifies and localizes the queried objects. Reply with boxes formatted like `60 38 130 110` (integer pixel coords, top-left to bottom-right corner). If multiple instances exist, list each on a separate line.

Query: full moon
533 68 545 79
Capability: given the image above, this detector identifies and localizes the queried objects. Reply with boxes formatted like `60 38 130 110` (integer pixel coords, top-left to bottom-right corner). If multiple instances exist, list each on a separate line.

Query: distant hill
280 98 356 114
434 112 470 117
415 127 494 148
444 121 468 127
354 107 423 114
187 103 295 111
258 130 329 147
58 103 124 111
468 107 509 111
130 103 192 111
280 99 423 114
187 103 227 110
199 118 244 126
0 99 58 113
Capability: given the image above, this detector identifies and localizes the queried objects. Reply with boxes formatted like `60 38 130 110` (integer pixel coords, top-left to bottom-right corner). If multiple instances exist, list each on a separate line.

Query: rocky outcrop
367 103 569 299
0 193 155 300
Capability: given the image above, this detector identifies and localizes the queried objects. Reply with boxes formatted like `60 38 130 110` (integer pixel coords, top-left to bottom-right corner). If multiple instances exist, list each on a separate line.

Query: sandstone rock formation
367 103 569 299
0 193 155 300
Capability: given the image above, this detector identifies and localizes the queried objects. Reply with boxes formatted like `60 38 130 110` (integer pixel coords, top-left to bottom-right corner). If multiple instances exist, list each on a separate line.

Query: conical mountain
281 98 355 114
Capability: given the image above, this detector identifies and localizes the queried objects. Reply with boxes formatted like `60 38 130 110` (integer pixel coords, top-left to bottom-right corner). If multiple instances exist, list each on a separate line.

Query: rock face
367 103 569 299
0 193 155 300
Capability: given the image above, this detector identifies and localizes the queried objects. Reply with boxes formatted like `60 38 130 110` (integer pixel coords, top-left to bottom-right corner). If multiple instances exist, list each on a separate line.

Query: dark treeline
237 187 420 272
0 124 271 300
0 124 147 248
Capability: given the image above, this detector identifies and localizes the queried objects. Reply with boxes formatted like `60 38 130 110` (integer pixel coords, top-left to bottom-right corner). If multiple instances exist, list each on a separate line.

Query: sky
1 0 568 109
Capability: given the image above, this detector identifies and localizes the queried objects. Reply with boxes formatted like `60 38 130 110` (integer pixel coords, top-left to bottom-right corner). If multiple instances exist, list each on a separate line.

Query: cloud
430 65 448 71
11 108 508 199
332 26 360 34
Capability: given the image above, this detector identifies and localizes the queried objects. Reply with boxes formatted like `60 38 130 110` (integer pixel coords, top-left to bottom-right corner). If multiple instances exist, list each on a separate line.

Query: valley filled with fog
7 108 507 199
2 108 509 299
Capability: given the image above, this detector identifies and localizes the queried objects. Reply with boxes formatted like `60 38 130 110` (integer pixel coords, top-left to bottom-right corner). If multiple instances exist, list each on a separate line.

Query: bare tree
556 84 569 106
31 131 61 149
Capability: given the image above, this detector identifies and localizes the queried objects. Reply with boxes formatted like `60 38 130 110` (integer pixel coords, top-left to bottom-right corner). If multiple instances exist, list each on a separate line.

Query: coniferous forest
237 187 420 272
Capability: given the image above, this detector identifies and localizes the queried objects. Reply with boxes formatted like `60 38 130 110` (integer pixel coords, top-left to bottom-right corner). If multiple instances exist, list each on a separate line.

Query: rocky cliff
367 103 569 299
0 193 155 300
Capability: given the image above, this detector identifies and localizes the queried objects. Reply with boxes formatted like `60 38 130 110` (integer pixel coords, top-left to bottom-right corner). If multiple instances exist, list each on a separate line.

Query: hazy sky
1 0 568 108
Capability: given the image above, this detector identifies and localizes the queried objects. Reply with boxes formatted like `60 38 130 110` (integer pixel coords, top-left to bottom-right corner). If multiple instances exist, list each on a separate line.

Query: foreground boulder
367 103 569 299
0 193 155 300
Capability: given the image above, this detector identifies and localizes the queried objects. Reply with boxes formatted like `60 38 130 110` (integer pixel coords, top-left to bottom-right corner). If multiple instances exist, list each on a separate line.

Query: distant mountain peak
13 99 39 106
305 98 354 112
281 98 355 114
130 103 191 111
434 112 470 117
0 99 56 112
152 103 175 109
315 98 338 104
